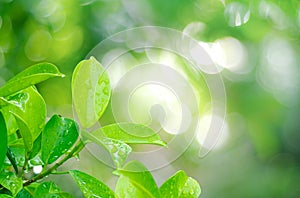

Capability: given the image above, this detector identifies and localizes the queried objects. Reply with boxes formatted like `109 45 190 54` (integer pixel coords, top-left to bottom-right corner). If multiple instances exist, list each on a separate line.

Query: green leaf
4 147 25 167
15 189 33 198
4 87 46 154
115 176 147 198
82 130 131 168
159 171 201 198
29 133 41 159
72 56 111 128
0 111 7 171
0 109 18 136
69 170 115 198
0 62 64 97
6 147 18 174
0 195 13 198
41 115 79 165
94 123 166 146
34 181 72 198
0 171 23 196
115 161 160 198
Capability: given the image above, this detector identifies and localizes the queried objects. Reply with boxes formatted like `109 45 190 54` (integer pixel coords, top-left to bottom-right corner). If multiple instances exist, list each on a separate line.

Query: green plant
0 57 201 198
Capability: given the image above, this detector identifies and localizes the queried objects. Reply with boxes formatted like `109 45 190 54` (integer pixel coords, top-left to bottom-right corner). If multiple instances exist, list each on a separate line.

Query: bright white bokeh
129 83 183 135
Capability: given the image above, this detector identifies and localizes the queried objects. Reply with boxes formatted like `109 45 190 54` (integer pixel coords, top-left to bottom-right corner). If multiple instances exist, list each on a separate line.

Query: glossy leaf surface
69 170 115 198
72 56 111 128
94 123 166 146
5 87 46 154
115 161 160 198
82 131 131 168
41 115 79 164
0 171 22 196
34 182 72 198
159 170 201 198
0 63 64 97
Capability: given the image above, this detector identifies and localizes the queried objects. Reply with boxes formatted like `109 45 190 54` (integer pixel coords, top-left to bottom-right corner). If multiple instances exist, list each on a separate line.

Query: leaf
94 123 166 146
0 171 23 196
69 170 115 198
115 161 160 198
82 130 131 168
159 171 201 198
29 133 41 159
15 189 33 198
34 181 72 198
6 147 18 174
41 115 79 165
0 195 13 198
4 87 46 154
115 176 147 198
0 109 18 136
0 62 64 97
4 147 25 167
72 56 111 128
0 111 7 171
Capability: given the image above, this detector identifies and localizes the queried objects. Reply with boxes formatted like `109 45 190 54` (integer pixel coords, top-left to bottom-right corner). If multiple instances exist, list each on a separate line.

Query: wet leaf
69 170 115 198
0 63 64 97
41 115 79 165
82 130 131 168
94 123 166 146
0 171 22 196
159 170 201 198
72 56 111 128
4 87 46 154
4 147 25 167
115 161 160 198
115 176 147 198
34 181 72 198
0 111 7 171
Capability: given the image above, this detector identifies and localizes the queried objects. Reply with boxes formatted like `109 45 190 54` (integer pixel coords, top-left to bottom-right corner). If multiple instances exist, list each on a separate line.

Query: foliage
0 57 201 197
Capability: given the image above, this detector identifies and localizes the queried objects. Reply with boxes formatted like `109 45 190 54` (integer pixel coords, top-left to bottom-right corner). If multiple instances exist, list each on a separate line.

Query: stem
23 141 85 187
20 155 29 177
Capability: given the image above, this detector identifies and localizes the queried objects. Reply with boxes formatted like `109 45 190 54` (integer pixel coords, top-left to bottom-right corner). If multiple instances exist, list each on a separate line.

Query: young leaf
72 56 111 128
159 170 201 198
69 170 115 198
0 111 7 171
5 87 46 154
180 177 201 198
41 115 79 165
34 181 72 198
0 171 23 196
82 131 131 168
115 161 160 198
0 63 64 97
94 123 166 146
115 176 148 198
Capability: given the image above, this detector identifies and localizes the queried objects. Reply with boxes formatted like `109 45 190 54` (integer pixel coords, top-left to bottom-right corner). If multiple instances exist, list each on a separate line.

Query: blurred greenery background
1 0 300 197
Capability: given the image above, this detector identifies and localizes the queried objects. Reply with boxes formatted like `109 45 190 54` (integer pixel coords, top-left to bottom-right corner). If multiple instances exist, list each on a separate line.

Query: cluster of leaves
0 57 201 197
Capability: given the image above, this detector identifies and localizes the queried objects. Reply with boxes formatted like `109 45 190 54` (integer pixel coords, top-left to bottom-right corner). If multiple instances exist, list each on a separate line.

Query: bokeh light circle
83 26 226 170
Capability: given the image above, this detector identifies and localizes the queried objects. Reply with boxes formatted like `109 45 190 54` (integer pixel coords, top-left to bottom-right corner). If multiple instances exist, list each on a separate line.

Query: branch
23 141 85 187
